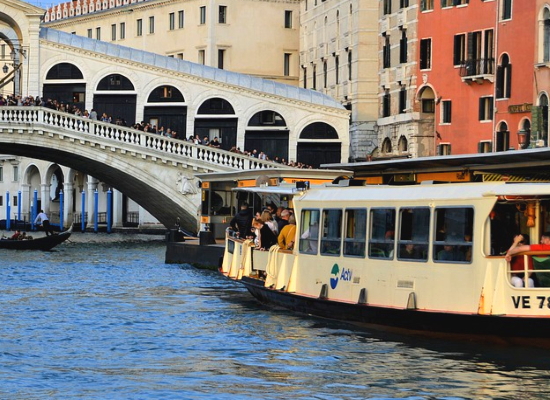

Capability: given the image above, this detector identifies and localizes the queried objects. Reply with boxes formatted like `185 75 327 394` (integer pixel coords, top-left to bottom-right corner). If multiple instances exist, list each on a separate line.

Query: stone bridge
0 106 280 233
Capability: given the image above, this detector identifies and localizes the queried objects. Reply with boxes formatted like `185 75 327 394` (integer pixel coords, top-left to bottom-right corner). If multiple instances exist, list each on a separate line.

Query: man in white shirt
34 210 55 236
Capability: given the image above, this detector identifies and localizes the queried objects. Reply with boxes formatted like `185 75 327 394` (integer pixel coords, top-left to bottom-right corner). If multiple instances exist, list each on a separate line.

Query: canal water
2 239 550 399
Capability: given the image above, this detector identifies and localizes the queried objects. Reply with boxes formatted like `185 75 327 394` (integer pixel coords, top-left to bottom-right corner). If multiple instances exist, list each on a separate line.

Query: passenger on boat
277 209 290 232
506 234 535 288
10 230 21 240
229 202 253 238
399 244 423 260
252 218 278 250
437 245 465 262
505 232 550 261
261 210 278 235
278 215 296 250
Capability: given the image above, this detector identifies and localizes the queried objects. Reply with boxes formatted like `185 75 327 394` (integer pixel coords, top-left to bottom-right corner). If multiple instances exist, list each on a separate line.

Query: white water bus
221 178 550 343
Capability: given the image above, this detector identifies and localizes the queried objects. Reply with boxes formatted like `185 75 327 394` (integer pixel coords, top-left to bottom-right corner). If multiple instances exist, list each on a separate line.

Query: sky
24 0 54 8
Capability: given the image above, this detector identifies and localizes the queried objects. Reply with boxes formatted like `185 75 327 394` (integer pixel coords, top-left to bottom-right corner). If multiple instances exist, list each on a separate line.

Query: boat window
320 209 343 256
344 208 367 257
299 209 320 254
433 207 473 263
369 208 395 259
397 207 429 262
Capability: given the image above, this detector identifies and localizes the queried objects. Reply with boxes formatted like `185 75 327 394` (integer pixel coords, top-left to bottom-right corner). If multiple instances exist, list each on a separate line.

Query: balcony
459 58 495 84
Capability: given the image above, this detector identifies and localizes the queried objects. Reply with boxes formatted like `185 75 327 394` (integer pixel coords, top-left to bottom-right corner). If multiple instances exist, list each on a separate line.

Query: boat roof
195 168 352 183
323 148 550 178
297 181 550 203
231 185 303 196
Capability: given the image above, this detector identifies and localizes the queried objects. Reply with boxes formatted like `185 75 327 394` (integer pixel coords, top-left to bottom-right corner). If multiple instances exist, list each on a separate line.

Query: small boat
218 175 550 345
0 226 73 251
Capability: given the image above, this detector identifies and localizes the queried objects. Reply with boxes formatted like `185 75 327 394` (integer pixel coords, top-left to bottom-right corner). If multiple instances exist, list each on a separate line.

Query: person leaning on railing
505 232 550 261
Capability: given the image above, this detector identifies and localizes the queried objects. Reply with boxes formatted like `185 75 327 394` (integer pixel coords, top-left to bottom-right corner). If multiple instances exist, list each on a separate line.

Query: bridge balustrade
0 106 281 171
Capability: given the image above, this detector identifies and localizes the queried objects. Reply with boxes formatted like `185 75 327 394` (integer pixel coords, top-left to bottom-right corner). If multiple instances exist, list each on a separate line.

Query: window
12 195 17 207
312 64 317 89
198 49 205 64
383 34 391 68
347 50 352 80
479 96 493 121
0 166 3 182
369 208 395 259
285 10 292 28
149 16 155 34
13 166 18 182
544 9 550 62
383 0 391 15
176 10 184 28
437 143 452 155
323 60 327 88
399 85 407 113
441 0 453 7
284 53 291 76
496 54 512 99
397 208 429 261
320 209 342 256
420 38 431 70
0 196 2 206
87 28 92 38
441 100 452 123
478 141 492 153
344 208 367 257
96 27 101 40
219 5 227 23
453 34 466 66
495 122 510 151
501 0 512 20
422 98 435 113
299 209 320 254
200 6 206 24
433 208 473 263
218 49 225 69
400 30 408 63
111 24 116 41
420 0 434 11
382 88 391 117
120 22 126 39
169 12 175 30
137 19 143 36
162 86 173 98
335 55 339 84
401 0 409 7
302 66 307 89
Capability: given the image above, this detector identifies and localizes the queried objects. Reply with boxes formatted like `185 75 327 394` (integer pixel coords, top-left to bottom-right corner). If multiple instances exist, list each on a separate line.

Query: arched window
495 122 509 152
382 138 392 154
398 136 408 153
496 54 511 99
544 8 550 62
539 94 549 146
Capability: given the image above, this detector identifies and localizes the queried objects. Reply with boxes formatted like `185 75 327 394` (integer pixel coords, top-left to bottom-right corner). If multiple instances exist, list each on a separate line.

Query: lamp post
517 129 529 150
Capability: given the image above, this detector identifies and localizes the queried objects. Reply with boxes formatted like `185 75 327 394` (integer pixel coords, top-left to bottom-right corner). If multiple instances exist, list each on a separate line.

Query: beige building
300 0 379 161
377 0 426 159
43 0 301 86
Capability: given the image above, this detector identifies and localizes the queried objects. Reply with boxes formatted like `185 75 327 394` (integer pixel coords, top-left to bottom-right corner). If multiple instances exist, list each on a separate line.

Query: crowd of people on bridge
0 94 314 168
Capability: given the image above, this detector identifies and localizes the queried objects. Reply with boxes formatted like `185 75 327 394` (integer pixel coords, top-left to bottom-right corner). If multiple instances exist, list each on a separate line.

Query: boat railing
509 251 550 288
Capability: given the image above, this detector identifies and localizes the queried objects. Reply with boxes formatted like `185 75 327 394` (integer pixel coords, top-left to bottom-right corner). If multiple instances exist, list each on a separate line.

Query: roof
323 148 550 178
39 28 346 111
195 168 352 183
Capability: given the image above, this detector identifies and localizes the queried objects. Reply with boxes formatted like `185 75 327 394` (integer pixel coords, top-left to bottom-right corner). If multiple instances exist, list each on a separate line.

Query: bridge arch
43 62 86 110
296 121 341 167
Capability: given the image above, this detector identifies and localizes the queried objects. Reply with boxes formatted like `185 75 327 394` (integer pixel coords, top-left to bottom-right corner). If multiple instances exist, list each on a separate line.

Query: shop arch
245 110 289 161
143 85 187 139
495 121 510 151
194 97 237 150
296 122 341 167
93 73 137 126
43 63 86 111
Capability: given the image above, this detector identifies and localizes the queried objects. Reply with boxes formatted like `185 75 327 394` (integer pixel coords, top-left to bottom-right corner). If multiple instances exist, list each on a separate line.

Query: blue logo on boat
330 264 339 289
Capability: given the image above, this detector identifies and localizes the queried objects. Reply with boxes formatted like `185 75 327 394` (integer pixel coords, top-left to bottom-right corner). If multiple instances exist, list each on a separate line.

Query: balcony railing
459 58 495 83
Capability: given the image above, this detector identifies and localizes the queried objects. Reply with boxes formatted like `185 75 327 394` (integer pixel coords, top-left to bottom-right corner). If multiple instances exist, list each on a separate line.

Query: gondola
0 226 73 251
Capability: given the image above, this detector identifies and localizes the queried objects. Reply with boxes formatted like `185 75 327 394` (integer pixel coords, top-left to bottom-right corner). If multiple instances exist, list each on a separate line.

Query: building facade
42 0 301 86
300 0 379 162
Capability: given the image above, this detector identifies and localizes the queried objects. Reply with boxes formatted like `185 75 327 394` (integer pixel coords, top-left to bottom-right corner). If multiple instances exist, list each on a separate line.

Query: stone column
86 177 98 224
63 182 74 229
21 183 30 221
40 183 49 214
112 188 123 228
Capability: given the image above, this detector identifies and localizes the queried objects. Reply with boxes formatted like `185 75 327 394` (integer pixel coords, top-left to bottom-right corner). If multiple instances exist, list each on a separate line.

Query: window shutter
505 63 512 98
495 65 503 99
453 35 461 66
437 144 443 155
478 98 484 121
477 142 483 153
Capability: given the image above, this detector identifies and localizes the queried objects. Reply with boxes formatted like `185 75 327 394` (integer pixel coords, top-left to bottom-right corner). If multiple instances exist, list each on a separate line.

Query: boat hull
0 228 72 251
239 276 550 341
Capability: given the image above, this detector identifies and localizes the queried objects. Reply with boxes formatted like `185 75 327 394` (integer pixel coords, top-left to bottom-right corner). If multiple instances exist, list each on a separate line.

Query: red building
416 0 535 155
